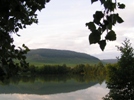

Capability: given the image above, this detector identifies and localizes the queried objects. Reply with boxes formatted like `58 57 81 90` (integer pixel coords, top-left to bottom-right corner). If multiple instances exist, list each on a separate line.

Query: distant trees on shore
17 62 106 77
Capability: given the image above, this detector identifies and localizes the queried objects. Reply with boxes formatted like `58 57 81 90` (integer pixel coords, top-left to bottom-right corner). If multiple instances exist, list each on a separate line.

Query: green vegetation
0 60 106 95
26 49 100 67
17 62 106 78
103 39 134 100
0 59 106 81
86 0 125 50
0 0 50 75
0 0 125 75
0 2 131 98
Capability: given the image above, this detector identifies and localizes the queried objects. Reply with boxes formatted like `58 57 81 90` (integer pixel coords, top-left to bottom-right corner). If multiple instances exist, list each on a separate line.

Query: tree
103 39 134 100
0 0 125 75
86 0 125 51
0 0 50 76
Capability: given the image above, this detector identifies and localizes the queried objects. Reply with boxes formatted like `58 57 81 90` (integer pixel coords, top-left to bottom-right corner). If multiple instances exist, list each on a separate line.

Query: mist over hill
26 48 100 66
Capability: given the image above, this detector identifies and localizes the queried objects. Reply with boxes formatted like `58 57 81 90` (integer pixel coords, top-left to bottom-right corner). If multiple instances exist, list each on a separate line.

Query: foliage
16 62 106 77
26 63 106 84
86 0 125 50
0 0 125 75
103 39 134 100
0 0 50 75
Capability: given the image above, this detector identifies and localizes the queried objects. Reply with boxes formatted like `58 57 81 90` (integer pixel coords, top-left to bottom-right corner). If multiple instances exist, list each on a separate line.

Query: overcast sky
13 0 134 59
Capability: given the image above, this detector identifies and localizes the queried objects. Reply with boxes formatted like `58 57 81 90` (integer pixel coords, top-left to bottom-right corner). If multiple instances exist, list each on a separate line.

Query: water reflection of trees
0 61 106 85
103 39 134 100
0 73 106 86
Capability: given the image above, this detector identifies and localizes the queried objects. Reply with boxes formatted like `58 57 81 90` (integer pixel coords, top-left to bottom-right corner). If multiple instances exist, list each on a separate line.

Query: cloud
13 0 134 59
119 1 134 27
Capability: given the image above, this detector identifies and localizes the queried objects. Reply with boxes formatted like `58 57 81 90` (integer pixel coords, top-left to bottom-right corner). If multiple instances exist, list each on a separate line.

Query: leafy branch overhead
0 0 50 76
86 0 125 51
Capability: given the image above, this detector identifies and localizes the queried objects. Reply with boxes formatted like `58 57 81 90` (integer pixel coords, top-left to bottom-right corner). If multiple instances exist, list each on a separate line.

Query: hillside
101 59 117 64
26 48 100 66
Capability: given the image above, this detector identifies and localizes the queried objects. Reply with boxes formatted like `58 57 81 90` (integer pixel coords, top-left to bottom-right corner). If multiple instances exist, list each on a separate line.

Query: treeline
20 62 105 75
0 59 120 86
0 61 107 82
17 62 106 76
0 62 107 85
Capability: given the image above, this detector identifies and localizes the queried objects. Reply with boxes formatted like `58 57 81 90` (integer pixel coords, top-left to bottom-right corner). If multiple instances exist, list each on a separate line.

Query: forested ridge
26 48 100 66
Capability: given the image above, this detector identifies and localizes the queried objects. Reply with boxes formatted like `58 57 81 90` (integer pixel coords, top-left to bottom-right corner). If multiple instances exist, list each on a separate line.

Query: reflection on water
0 82 109 100
0 75 108 100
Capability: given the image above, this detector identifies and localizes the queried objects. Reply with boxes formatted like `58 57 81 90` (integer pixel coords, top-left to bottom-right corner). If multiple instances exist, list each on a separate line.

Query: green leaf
104 1 111 10
86 22 96 31
22 44 30 51
98 40 106 51
17 23 23 29
100 0 105 4
117 15 124 23
111 14 117 25
89 30 101 44
94 11 104 19
16 34 20 37
107 23 112 30
93 11 104 25
23 25 26 28
91 0 98 4
15 28 19 32
46 0 50 2
105 30 116 41
118 3 125 9
107 14 117 25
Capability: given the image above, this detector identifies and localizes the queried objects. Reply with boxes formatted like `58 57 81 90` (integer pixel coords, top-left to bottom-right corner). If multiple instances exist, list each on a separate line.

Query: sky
13 0 134 59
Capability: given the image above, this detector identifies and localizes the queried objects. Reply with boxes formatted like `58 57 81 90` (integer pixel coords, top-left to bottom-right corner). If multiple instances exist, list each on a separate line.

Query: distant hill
26 48 100 66
101 59 117 64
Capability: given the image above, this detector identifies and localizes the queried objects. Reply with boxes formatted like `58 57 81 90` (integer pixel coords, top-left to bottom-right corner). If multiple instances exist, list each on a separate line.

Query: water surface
0 75 109 100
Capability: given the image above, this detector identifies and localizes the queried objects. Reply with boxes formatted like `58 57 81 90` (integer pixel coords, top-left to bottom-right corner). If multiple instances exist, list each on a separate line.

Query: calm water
0 75 109 100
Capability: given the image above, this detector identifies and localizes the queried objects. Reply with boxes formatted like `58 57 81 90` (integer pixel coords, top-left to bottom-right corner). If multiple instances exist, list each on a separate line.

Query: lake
0 75 109 100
